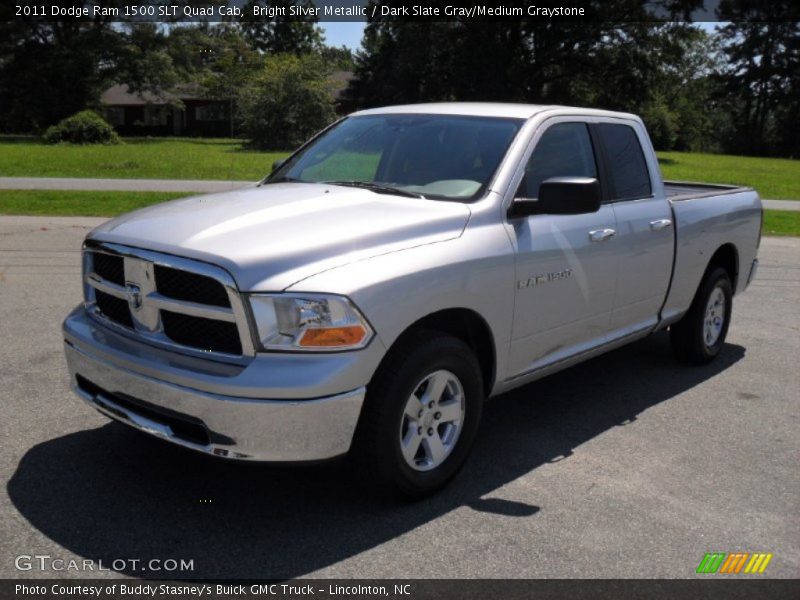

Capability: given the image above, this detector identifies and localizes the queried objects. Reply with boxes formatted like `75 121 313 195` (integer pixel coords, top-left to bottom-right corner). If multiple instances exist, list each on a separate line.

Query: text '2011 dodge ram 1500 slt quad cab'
63 103 762 497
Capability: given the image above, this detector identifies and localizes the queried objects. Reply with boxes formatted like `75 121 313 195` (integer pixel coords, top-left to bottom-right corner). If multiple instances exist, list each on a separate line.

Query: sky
320 22 367 50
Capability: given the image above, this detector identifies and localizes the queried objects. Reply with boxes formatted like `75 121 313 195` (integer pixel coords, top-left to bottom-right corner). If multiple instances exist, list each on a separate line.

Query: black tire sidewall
367 335 483 497
692 268 733 360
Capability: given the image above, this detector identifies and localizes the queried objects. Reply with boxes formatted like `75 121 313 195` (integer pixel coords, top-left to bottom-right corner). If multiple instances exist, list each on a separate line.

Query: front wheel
351 332 484 498
671 267 733 364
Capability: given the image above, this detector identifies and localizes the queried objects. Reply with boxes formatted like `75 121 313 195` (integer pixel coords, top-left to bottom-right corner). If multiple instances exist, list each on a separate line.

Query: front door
507 121 619 377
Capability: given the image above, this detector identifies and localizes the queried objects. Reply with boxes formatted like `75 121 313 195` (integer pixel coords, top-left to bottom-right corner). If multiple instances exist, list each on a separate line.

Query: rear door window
596 123 652 201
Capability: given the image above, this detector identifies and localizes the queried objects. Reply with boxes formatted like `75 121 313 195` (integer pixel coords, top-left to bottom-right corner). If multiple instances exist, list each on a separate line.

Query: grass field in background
0 137 798 200
762 210 800 237
0 190 188 216
658 151 800 200
0 137 285 181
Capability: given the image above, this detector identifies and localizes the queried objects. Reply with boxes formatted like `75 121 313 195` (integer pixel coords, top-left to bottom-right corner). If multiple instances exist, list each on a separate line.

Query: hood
88 182 471 291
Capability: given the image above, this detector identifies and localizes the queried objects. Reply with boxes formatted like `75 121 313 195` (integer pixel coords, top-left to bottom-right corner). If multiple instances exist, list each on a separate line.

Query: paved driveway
0 177 253 193
0 216 797 579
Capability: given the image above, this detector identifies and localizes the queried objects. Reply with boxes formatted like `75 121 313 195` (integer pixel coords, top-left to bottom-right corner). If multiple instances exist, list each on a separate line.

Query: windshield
268 114 524 201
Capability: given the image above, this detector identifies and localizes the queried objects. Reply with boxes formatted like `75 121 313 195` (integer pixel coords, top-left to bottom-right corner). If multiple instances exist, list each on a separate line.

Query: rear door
593 121 674 338
506 120 618 377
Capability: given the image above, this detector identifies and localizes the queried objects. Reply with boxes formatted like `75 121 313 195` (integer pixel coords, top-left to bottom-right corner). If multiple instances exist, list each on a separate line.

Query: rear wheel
671 267 733 364
351 331 483 498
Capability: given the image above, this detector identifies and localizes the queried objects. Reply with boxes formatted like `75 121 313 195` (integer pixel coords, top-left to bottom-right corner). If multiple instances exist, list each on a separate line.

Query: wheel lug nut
427 428 434 436
428 401 434 409
418 410 424 418
417 426 422 435
434 412 441 420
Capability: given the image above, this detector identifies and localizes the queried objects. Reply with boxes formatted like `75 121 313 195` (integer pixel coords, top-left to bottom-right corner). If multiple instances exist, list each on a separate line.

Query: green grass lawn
0 190 187 216
0 137 286 181
762 210 800 237
658 151 800 200
0 137 797 200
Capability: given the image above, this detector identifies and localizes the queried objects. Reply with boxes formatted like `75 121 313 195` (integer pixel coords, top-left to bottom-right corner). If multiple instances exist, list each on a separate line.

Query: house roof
102 71 355 106
100 83 207 106
329 70 354 86
328 71 354 100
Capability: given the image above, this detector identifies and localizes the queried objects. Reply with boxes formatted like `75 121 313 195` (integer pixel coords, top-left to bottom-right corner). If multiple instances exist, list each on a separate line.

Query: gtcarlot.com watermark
15 554 194 573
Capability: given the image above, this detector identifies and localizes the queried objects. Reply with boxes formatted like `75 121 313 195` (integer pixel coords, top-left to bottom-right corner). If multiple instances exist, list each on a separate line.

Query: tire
350 330 484 499
670 267 733 365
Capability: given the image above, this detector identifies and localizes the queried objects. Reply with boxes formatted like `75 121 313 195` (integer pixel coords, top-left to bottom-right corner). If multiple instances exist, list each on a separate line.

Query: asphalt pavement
0 177 253 193
0 216 798 579
763 199 800 211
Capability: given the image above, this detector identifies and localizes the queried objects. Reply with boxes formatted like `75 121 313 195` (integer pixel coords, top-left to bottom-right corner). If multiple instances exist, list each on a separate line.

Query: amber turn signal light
298 325 368 348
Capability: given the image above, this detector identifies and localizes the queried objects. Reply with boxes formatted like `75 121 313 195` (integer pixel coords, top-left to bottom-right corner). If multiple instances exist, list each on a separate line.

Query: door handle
650 218 673 231
589 228 616 242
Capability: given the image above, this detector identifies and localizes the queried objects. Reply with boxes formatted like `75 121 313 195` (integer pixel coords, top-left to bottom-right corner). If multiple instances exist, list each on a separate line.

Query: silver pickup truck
63 103 762 496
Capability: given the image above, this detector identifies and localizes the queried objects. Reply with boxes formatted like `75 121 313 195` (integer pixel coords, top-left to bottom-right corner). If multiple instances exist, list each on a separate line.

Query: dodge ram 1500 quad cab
64 103 762 496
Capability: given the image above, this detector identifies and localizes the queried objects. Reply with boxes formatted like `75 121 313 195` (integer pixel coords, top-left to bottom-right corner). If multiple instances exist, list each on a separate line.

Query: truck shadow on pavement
8 333 744 579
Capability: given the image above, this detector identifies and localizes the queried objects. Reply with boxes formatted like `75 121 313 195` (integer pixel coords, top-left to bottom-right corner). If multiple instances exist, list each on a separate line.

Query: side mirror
271 158 287 173
509 177 601 217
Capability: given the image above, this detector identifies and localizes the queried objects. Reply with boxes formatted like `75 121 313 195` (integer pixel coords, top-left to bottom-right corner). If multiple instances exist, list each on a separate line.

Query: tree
715 1 800 156
0 17 121 131
164 23 222 78
320 45 357 71
343 3 726 153
584 23 719 151
115 23 178 97
344 1 709 108
237 54 336 149
0 1 188 132
166 24 261 136
239 0 323 54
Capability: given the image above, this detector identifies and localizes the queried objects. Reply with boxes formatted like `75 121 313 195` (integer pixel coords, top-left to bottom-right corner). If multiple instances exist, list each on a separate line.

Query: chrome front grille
83 242 254 362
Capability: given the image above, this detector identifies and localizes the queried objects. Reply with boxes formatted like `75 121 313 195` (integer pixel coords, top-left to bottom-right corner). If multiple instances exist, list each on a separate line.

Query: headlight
248 293 373 352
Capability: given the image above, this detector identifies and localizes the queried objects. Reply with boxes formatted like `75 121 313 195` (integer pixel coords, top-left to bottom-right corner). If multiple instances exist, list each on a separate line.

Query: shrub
43 110 120 145
237 54 336 150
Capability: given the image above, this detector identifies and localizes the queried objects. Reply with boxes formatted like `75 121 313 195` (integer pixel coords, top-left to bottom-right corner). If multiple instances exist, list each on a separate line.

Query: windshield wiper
323 180 425 199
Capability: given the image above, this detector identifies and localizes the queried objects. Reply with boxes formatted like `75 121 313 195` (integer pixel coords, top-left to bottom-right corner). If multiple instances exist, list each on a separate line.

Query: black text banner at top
5 0 800 23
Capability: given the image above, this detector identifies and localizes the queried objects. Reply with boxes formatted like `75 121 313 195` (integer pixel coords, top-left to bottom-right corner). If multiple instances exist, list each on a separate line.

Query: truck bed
664 181 752 202
659 182 761 328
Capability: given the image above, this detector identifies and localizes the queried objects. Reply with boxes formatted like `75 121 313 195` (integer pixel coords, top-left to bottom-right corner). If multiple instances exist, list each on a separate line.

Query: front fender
286 226 516 392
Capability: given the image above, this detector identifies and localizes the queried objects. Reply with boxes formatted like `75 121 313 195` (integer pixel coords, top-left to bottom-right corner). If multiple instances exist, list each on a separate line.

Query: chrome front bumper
63 309 373 462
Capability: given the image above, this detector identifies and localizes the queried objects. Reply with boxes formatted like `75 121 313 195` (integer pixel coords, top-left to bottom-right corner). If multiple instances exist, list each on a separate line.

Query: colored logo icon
696 552 773 574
